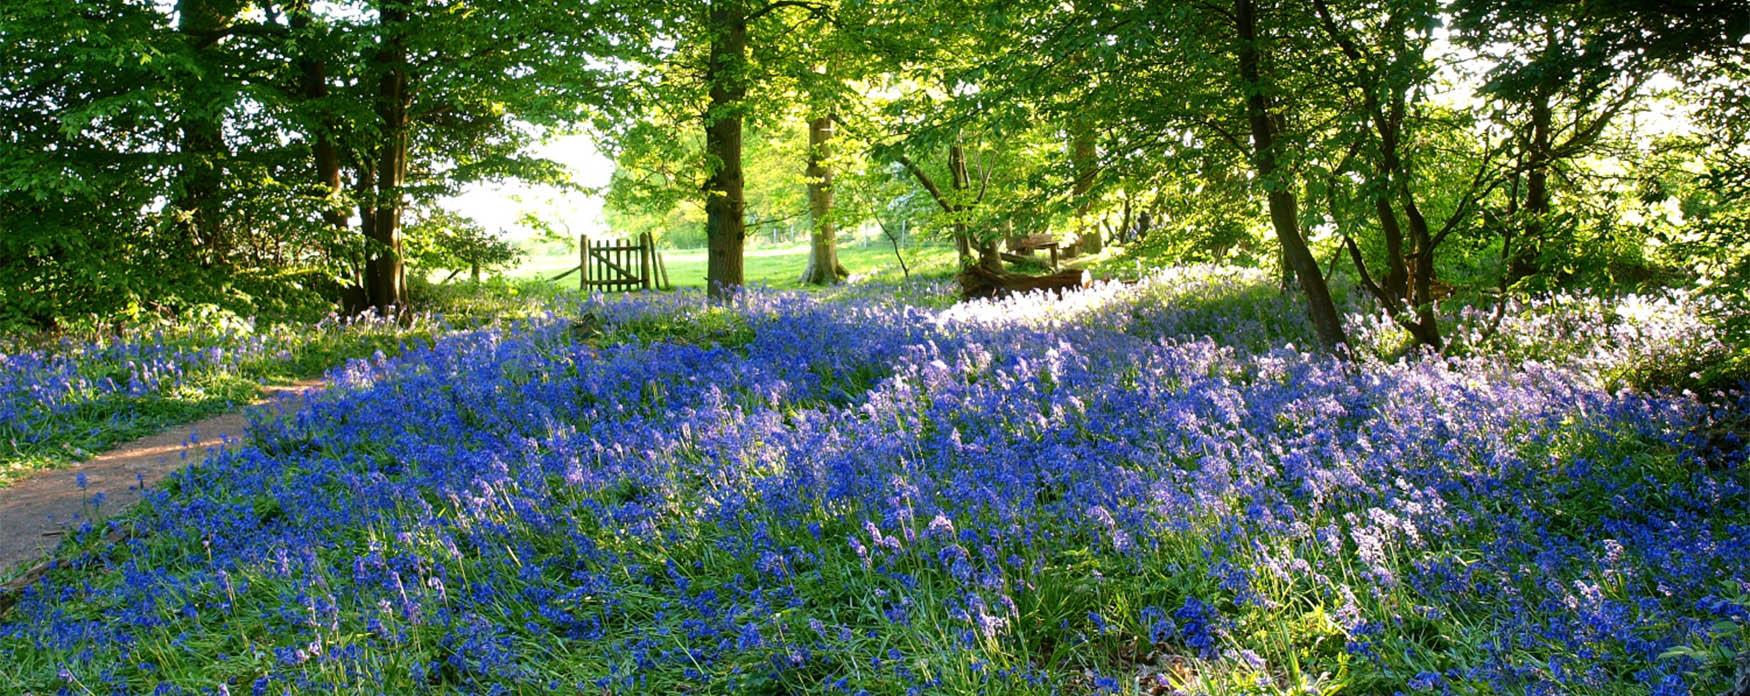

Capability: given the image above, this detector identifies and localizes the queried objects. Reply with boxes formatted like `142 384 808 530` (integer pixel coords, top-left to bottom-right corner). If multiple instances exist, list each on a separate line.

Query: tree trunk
800 114 845 285
173 0 239 265
704 2 749 299
366 1 411 311
947 143 974 266
1118 195 1133 244
1070 123 1101 254
1404 222 1442 349
1234 0 1347 351
288 0 357 309
947 143 1000 271
290 2 347 234
1377 196 1408 301
1389 142 1443 349
346 162 375 311
1512 71 1554 283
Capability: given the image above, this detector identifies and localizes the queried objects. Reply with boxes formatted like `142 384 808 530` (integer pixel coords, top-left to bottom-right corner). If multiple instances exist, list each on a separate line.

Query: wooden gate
572 232 671 293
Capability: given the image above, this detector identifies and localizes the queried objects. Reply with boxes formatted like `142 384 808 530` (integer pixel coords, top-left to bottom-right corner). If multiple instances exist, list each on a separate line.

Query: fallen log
958 265 1093 301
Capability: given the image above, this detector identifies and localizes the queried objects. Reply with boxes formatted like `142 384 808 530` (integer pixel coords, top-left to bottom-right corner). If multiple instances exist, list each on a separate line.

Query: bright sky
442 133 617 242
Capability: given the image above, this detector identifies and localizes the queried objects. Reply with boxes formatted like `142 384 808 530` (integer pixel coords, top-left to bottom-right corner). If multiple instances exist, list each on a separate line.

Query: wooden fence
554 232 671 292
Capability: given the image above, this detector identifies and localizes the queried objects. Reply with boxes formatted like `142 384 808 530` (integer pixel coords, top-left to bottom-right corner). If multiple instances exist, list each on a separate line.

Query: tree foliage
3 0 1746 351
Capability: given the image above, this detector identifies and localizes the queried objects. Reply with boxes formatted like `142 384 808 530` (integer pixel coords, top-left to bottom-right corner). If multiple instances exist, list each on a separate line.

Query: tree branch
895 154 955 213
746 0 828 23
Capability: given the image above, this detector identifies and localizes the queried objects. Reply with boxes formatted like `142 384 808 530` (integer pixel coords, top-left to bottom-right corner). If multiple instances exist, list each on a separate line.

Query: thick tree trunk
366 2 411 311
173 0 239 265
1070 123 1101 254
1234 0 1347 351
704 3 749 299
800 115 846 285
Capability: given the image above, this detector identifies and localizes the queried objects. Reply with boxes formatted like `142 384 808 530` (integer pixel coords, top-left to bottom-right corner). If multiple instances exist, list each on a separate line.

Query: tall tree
1068 120 1100 255
914 0 1351 348
172 0 243 265
599 0 831 297
799 113 848 284
1309 0 1506 350
310 0 634 310
1232 0 1347 350
279 0 359 304
1452 0 1750 285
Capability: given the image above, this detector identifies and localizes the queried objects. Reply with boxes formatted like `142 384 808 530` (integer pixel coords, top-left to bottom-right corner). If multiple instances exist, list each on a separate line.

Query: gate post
579 233 588 292
641 232 654 291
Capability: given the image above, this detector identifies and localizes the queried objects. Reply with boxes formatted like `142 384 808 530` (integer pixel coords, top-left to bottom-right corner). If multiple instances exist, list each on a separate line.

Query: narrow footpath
0 381 325 579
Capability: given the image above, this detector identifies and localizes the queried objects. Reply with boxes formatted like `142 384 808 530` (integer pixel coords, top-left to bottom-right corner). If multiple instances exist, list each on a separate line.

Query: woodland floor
0 274 1742 694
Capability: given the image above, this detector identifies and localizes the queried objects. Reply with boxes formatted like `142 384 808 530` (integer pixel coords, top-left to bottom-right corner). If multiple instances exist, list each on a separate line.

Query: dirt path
0 381 325 579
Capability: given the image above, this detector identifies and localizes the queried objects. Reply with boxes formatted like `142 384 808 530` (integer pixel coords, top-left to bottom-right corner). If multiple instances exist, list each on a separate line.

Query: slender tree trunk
801 114 845 285
704 2 749 299
1070 123 1101 254
1377 197 1408 300
353 164 377 257
288 1 358 309
1403 214 1442 349
1118 195 1133 243
1368 89 1410 308
1234 0 1347 351
341 162 375 311
947 143 974 266
1391 138 1443 349
290 3 346 233
173 0 239 265
947 143 1000 271
366 1 410 311
1512 75 1554 283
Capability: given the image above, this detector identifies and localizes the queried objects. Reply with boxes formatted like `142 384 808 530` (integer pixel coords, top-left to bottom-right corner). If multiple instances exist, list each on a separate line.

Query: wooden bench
1002 233 1064 270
